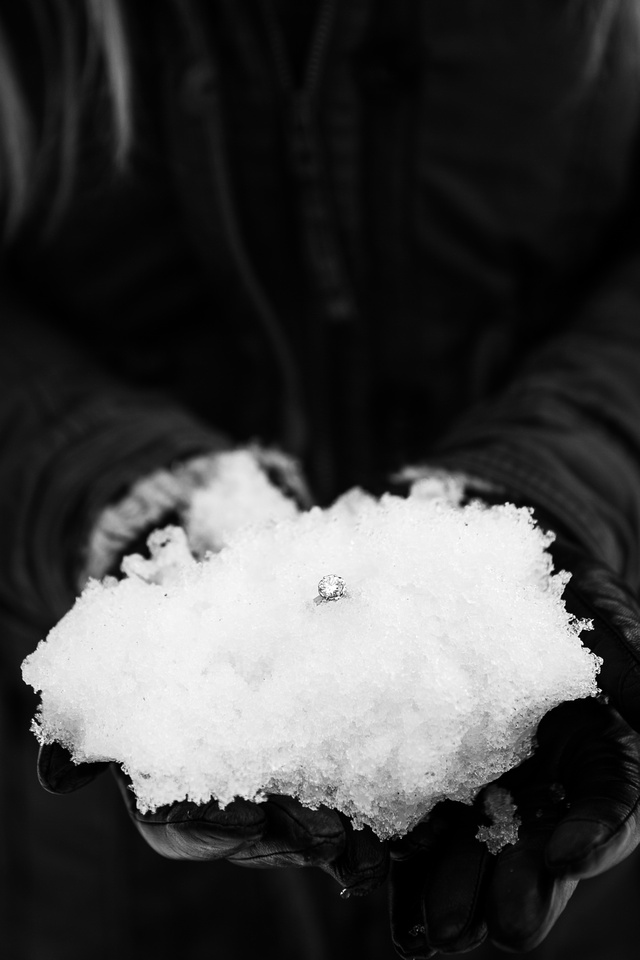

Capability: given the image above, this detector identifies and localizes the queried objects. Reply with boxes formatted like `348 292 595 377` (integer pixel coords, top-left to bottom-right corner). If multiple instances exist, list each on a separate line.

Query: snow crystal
22 482 600 839
476 785 521 854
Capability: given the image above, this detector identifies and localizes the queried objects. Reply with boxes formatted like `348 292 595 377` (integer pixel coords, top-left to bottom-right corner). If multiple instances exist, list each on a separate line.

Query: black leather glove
37 743 387 896
389 697 640 957
388 519 640 958
389 697 640 956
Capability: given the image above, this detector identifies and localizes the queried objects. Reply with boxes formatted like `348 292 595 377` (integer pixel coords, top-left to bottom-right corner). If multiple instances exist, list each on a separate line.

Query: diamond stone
317 574 346 602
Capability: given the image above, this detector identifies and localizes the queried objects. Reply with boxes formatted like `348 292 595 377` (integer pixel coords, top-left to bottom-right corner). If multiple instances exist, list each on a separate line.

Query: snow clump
22 483 600 839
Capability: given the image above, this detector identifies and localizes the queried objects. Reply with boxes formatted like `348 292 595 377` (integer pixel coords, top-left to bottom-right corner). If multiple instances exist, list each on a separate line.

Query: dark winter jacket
3 1 640 957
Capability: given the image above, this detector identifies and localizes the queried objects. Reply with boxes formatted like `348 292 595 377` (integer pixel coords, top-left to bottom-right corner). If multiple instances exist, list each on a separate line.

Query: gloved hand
37 743 387 896
388 522 640 957
389 697 640 957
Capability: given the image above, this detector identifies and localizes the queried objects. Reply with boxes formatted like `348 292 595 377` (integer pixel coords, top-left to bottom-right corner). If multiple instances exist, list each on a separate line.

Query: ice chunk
476 785 521 854
22 484 600 839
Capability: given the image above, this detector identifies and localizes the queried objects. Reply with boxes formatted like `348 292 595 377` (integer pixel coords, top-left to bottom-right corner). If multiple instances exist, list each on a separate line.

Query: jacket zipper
261 0 337 97
305 0 337 96
172 0 309 457
261 0 357 325
260 0 371 498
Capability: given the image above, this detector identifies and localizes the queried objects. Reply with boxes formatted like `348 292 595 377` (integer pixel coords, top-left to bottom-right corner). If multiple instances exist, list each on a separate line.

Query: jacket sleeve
0 285 229 634
430 251 640 589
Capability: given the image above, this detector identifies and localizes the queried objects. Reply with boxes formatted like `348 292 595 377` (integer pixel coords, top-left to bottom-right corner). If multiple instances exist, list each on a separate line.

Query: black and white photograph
3 3 640 958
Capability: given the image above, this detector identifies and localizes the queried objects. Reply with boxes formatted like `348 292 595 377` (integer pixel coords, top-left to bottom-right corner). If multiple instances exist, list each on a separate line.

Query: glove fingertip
545 821 610 875
325 823 389 895
37 742 109 794
266 797 347 864
547 819 640 879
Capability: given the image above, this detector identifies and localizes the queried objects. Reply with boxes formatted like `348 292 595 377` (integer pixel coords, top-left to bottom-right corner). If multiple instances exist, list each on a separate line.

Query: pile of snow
23 469 599 839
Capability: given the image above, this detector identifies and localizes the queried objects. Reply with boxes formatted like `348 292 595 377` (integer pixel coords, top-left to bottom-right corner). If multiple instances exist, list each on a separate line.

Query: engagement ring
314 574 346 604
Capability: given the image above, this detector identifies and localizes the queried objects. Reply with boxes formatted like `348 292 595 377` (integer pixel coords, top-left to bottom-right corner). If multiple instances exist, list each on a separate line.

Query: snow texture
23 473 600 839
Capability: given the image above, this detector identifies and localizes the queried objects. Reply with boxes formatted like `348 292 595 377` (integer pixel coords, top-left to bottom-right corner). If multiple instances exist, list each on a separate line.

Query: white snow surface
22 481 600 839
185 448 299 554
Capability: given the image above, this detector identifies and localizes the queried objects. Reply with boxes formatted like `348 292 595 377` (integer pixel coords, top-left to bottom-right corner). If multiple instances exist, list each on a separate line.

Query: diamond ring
314 574 346 604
